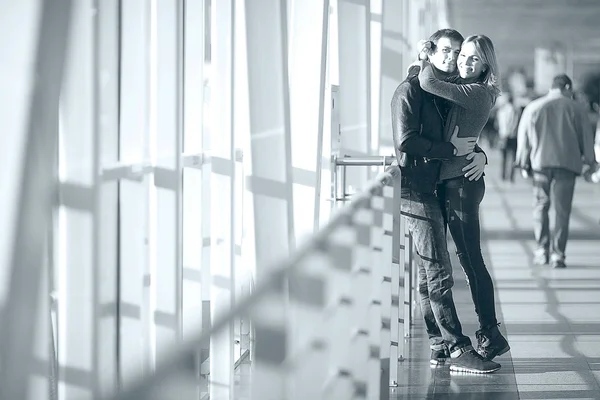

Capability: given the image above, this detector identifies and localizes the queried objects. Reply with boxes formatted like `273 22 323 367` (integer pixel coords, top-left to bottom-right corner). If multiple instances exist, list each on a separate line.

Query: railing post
321 222 356 399
404 229 413 338
286 250 331 400
389 170 402 385
350 204 375 395
368 188 386 399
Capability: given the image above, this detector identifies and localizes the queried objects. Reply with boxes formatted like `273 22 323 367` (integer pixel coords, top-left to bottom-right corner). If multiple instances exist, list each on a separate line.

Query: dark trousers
437 177 498 330
400 188 472 354
500 138 517 182
532 168 576 262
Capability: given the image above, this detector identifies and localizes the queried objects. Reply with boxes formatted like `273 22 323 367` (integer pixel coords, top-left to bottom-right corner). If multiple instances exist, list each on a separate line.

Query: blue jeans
400 188 472 354
532 168 576 262
438 176 498 330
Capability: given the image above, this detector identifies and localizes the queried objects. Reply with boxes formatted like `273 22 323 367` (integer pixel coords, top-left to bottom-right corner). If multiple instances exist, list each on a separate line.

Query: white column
244 0 295 398
0 0 40 307
378 0 404 155
401 0 412 75
209 0 236 398
434 0 450 28
181 0 205 376
370 0 382 158
288 0 330 243
152 0 185 362
181 0 211 392
407 1 421 59
55 1 108 398
233 0 252 369
337 0 371 192
94 0 121 396
118 0 153 384
0 0 71 397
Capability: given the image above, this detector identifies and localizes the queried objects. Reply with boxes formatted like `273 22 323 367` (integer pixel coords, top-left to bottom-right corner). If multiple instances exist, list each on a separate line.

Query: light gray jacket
516 91 596 174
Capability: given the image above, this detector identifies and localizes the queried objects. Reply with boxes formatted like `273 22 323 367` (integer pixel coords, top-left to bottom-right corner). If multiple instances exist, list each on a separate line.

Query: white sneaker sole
449 364 501 374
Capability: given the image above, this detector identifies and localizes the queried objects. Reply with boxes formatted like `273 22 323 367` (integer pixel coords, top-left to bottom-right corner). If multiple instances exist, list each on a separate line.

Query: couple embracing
391 29 508 374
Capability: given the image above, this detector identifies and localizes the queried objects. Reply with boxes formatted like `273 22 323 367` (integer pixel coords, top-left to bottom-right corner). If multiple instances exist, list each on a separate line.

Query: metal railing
332 155 417 343
108 161 416 400
331 155 396 202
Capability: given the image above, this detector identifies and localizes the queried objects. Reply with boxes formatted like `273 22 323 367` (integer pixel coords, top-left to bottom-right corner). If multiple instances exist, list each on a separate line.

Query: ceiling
446 0 600 83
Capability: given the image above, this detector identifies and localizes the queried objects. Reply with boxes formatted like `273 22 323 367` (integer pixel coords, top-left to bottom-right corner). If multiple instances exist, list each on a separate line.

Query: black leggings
437 176 498 329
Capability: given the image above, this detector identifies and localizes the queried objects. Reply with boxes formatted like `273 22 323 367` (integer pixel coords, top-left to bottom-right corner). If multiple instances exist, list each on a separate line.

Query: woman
416 35 510 362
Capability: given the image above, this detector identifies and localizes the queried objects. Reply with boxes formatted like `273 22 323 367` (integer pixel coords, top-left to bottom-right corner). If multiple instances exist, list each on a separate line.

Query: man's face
428 37 461 73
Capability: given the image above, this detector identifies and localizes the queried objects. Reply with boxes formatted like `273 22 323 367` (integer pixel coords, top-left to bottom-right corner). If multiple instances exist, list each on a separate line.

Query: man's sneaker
551 259 567 269
430 347 450 365
449 349 501 374
476 324 510 360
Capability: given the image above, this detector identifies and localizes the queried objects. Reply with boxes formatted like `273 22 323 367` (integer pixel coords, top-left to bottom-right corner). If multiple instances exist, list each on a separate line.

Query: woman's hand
406 39 431 75
462 152 486 181
417 39 432 61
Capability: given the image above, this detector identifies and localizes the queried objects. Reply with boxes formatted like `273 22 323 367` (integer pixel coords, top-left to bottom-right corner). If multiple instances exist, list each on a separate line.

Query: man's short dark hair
428 29 464 52
551 74 572 91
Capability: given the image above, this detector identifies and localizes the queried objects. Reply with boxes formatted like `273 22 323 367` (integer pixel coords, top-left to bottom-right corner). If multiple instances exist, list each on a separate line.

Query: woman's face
457 42 486 80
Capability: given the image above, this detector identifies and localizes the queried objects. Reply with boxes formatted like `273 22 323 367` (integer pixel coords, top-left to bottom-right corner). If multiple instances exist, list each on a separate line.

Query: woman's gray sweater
418 62 494 181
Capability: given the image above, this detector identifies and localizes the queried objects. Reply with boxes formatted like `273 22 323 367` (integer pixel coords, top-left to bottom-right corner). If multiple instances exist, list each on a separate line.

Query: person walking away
516 74 597 268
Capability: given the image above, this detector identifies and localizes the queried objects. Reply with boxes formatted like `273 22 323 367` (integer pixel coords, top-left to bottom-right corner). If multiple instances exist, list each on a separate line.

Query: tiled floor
229 149 600 399
392 148 600 399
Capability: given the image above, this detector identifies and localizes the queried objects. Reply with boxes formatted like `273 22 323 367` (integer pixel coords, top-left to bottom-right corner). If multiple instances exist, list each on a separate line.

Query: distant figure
495 94 521 182
481 111 499 149
596 116 600 163
516 74 597 269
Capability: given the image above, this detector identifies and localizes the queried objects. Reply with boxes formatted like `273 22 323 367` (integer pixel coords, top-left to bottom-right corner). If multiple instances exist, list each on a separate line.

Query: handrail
333 155 396 167
108 162 411 400
331 155 397 202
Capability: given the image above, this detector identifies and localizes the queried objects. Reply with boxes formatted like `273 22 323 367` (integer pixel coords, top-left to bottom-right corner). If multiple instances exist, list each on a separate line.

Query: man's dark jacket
391 69 455 194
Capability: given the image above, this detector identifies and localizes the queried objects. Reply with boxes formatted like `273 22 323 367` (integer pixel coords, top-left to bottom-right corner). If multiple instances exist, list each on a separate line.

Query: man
516 74 597 268
391 28 500 373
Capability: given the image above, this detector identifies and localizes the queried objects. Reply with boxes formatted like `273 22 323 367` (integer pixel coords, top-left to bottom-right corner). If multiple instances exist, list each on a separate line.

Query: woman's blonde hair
463 35 501 100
